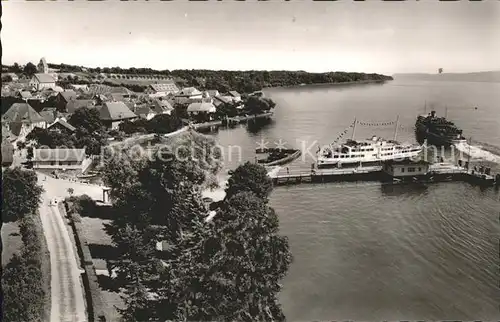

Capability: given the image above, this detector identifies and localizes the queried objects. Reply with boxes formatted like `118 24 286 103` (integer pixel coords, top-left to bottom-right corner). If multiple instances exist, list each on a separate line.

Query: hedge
2 214 50 322
61 202 107 322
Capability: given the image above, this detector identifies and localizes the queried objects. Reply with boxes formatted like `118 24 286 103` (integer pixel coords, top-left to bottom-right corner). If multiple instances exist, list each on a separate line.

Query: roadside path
38 173 105 322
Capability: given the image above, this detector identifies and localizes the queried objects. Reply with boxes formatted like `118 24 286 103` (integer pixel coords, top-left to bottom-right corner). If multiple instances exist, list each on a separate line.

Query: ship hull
317 150 422 168
415 128 455 147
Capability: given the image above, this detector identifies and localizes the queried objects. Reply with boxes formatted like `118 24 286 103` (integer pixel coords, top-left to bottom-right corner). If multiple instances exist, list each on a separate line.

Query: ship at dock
317 116 423 168
415 110 467 147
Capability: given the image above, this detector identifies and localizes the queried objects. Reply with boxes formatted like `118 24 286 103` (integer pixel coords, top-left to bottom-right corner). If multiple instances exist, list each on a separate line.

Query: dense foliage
119 112 183 135
101 130 291 321
4 62 392 94
26 106 107 155
23 62 37 77
226 161 274 201
2 167 44 223
2 176 48 322
245 96 276 115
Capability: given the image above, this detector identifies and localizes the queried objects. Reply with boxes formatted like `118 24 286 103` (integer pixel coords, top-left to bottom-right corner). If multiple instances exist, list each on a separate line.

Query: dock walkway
270 163 498 187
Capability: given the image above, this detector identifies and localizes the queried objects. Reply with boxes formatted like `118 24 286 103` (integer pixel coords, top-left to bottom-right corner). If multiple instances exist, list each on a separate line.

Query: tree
156 192 292 321
225 162 273 201
2 167 44 223
145 113 182 134
244 96 276 115
2 74 13 82
13 62 22 73
68 107 103 134
23 62 37 77
2 253 46 322
69 107 107 155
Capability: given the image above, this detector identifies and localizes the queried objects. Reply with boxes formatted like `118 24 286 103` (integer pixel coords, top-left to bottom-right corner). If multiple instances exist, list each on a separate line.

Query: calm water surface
209 79 500 320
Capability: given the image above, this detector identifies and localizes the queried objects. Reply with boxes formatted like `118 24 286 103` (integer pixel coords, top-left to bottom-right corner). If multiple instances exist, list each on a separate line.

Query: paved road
38 173 105 322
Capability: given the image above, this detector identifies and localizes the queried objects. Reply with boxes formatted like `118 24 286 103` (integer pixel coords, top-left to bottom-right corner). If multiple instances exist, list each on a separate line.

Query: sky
2 0 499 75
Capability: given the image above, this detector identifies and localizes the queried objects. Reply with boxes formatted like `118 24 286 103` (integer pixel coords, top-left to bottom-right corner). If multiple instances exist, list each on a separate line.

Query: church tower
37 57 48 74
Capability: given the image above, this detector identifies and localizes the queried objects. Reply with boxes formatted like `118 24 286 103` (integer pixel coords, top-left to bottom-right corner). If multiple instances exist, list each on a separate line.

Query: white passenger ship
316 116 423 168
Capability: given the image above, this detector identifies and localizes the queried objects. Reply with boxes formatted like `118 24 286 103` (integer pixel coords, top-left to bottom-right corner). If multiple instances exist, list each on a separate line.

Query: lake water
208 79 500 320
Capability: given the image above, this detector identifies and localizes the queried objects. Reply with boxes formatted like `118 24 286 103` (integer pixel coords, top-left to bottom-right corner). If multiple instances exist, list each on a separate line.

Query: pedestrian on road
287 167 289 175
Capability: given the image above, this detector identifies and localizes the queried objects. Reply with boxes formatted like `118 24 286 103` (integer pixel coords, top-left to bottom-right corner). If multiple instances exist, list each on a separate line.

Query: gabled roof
228 91 241 97
187 102 216 113
48 119 76 132
100 102 137 121
214 95 233 104
18 91 32 99
1 103 46 124
207 90 220 97
59 90 78 103
151 99 174 114
66 99 95 114
149 82 179 93
135 105 155 117
33 148 86 162
33 73 56 83
178 87 201 96
110 86 132 95
39 110 57 124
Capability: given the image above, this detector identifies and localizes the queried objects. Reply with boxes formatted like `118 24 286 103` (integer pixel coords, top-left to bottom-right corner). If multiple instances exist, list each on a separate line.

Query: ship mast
351 117 357 140
445 105 448 118
424 101 427 114
393 115 400 141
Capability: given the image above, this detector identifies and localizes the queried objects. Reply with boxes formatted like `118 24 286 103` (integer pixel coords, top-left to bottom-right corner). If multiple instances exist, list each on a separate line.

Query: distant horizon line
3 60 499 76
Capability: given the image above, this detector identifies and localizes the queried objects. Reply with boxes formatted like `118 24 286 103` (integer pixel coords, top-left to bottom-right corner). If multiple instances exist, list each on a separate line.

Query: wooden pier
193 112 274 130
270 164 498 187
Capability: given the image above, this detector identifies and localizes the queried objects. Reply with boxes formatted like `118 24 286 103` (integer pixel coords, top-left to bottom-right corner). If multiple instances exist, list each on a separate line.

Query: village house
212 95 234 108
206 90 220 97
228 91 242 102
29 73 56 91
150 99 174 115
144 82 179 98
99 101 138 129
174 87 203 105
32 148 91 173
65 99 95 114
2 140 14 167
187 102 216 122
1 103 47 138
39 107 58 126
134 105 156 120
383 160 430 178
55 90 78 111
16 90 33 100
47 119 76 134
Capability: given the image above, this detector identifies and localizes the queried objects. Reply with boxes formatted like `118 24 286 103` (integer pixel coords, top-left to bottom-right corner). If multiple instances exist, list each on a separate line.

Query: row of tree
2 168 47 322
100 130 292 321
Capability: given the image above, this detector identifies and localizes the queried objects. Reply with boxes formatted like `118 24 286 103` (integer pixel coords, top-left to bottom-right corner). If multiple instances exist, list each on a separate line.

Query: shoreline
263 79 390 90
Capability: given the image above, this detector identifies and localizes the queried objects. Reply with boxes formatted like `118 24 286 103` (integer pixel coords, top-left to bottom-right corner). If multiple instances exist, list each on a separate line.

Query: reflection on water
246 118 275 135
379 182 429 197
